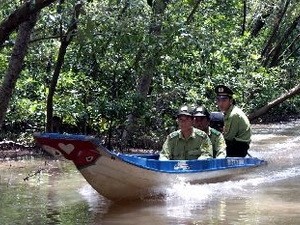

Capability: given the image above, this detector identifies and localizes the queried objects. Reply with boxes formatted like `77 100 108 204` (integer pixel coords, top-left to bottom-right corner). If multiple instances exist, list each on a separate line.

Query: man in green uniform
193 106 226 158
159 105 213 160
215 85 251 157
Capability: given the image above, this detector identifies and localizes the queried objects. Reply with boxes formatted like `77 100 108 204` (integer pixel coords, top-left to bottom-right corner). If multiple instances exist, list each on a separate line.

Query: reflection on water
1 121 300 224
0 160 110 225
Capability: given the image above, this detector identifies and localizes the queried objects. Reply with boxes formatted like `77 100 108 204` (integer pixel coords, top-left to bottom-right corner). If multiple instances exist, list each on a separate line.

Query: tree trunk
241 0 246 35
186 0 204 24
46 2 82 132
248 84 300 121
120 0 167 149
0 13 39 129
0 0 56 47
268 14 300 67
261 0 290 67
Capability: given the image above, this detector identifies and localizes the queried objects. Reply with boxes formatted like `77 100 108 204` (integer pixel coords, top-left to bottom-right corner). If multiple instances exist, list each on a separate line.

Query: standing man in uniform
215 85 251 157
159 105 213 160
193 106 226 158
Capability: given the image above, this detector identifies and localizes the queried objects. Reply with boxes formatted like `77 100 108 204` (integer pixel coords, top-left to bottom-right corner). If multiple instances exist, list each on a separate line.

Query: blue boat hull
34 133 266 201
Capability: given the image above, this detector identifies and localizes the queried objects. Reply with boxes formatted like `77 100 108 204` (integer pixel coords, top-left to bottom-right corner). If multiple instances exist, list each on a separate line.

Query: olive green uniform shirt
159 127 213 160
208 127 226 158
224 105 251 143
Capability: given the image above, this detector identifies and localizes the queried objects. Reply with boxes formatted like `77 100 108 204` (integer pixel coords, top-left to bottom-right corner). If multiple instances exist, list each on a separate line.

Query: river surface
1 121 300 225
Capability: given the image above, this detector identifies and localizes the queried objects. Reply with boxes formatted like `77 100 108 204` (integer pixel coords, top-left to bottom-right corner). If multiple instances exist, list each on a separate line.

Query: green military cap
177 105 193 117
214 85 234 98
193 106 210 118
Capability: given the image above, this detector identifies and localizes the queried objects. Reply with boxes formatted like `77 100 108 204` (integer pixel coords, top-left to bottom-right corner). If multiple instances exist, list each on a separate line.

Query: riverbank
1 117 299 160
0 140 45 160
0 139 152 160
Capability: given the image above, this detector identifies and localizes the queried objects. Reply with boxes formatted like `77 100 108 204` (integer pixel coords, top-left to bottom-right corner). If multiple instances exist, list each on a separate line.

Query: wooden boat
33 132 266 201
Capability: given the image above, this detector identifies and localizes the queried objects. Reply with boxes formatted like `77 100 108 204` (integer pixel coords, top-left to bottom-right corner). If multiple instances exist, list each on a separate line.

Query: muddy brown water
1 121 300 224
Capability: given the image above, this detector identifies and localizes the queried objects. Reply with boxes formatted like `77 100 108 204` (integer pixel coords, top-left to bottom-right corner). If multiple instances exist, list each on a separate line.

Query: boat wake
163 164 300 204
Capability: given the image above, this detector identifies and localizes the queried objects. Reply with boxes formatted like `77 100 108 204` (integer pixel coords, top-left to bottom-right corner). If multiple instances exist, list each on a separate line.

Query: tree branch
186 0 204 25
241 0 246 35
269 14 300 66
0 0 57 47
46 1 83 132
0 13 39 127
248 84 300 121
261 0 290 67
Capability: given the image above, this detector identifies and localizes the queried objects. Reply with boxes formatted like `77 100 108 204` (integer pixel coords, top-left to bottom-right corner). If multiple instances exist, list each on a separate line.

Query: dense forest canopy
0 0 300 149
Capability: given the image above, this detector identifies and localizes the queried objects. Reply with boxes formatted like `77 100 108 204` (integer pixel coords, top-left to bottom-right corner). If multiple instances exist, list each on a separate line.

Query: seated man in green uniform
215 85 251 157
159 105 213 160
193 106 226 158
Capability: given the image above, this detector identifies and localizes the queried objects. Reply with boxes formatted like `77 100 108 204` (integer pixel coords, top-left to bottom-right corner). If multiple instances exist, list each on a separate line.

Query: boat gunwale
113 153 266 174
33 132 266 174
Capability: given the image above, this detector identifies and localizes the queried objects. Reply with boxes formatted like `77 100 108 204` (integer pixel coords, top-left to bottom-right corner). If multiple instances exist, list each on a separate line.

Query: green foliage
0 0 300 147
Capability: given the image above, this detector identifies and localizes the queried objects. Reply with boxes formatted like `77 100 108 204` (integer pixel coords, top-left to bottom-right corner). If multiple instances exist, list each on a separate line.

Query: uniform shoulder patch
210 127 221 136
169 131 180 139
194 128 207 137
